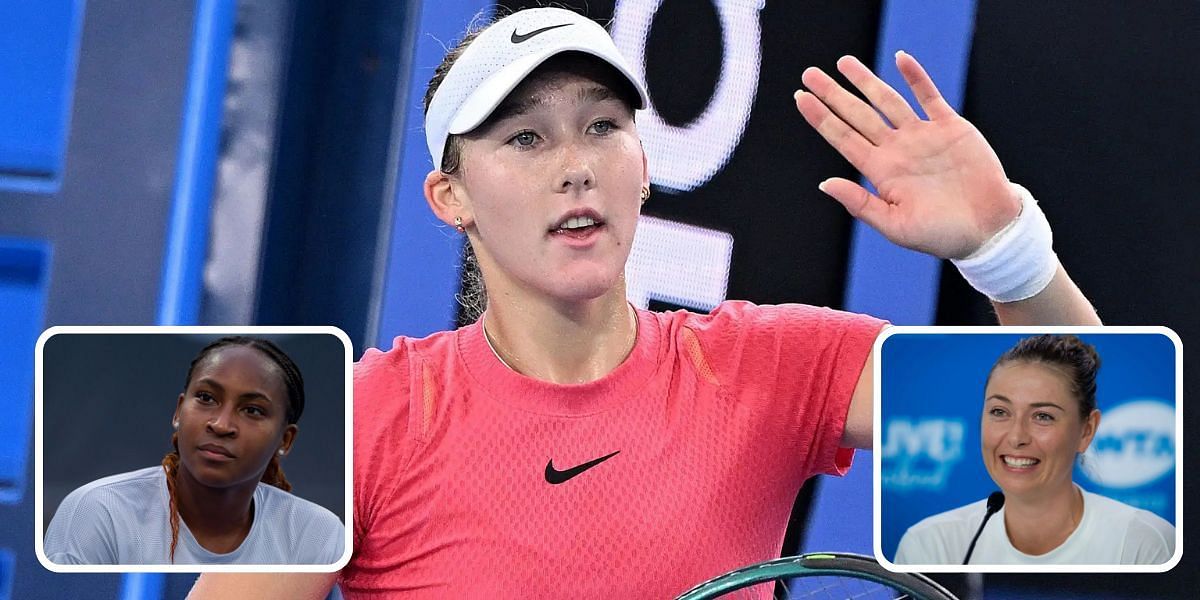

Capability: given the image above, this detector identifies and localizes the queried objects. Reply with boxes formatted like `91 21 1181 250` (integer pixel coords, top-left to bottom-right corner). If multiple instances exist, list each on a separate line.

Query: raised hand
795 52 1021 260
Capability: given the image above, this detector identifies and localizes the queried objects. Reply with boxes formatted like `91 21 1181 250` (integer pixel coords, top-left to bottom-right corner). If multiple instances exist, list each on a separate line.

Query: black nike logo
511 23 573 44
545 450 620 484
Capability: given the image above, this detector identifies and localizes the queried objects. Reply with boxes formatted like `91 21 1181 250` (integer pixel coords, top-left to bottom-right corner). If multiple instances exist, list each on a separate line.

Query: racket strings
777 575 914 600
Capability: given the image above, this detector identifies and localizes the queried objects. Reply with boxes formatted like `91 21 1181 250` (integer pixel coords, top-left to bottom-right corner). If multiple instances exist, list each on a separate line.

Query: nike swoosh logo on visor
544 450 620 484
511 23 573 44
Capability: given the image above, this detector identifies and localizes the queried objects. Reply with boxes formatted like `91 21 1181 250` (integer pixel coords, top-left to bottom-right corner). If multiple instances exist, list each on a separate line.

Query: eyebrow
491 85 627 123
986 394 1066 411
193 377 278 405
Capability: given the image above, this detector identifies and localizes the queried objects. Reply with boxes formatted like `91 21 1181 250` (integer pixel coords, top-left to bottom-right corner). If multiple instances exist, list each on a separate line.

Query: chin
554 271 624 302
181 456 255 489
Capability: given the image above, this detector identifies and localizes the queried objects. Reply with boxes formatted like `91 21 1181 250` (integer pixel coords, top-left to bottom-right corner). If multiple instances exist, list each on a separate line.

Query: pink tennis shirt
341 301 884 598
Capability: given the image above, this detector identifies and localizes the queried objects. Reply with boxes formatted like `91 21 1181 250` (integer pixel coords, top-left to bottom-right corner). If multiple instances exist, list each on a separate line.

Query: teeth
1003 456 1038 467
560 216 596 230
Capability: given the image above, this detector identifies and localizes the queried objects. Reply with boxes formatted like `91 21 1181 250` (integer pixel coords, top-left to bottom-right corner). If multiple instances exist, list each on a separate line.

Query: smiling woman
894 335 1175 565
42 336 345 566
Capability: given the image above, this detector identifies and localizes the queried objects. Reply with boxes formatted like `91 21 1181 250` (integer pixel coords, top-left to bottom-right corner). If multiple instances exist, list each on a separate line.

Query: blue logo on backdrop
1082 399 1174 517
1083 399 1174 487
881 418 965 490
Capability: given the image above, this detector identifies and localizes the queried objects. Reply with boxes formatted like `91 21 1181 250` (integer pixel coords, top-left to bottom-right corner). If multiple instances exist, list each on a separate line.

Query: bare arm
991 263 1100 326
839 265 1100 449
841 346 877 450
187 573 338 600
802 53 1103 449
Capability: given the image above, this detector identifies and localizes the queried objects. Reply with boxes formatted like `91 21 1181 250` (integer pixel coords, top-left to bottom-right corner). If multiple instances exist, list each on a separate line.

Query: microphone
962 491 1005 565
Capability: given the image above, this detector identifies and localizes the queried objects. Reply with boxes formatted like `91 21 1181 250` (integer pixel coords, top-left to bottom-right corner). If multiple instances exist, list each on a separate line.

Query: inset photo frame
873 327 1181 574
34 327 353 573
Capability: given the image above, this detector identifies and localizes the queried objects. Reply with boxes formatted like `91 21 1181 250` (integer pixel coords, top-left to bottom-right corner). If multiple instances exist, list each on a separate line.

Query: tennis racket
675 552 959 600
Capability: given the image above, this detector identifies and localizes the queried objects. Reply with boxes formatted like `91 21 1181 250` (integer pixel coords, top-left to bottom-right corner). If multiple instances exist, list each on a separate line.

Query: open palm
795 52 1021 260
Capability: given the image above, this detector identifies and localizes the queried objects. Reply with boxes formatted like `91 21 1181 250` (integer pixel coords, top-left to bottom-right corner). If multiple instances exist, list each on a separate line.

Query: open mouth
549 215 605 239
1001 455 1040 469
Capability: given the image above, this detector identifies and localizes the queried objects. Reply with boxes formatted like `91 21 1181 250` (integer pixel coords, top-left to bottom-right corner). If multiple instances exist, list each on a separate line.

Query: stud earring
172 420 179 430
454 216 465 233
640 186 651 203
277 449 285 456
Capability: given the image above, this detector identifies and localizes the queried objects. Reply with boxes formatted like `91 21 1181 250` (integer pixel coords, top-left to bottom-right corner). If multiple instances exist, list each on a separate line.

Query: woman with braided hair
44 336 344 565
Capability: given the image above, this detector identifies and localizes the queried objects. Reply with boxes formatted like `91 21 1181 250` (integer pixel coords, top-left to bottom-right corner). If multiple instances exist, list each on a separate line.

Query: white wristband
951 183 1057 303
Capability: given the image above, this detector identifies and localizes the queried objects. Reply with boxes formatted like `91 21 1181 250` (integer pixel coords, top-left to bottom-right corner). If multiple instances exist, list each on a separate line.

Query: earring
640 186 651 203
172 420 179 430
277 449 285 456
454 216 465 233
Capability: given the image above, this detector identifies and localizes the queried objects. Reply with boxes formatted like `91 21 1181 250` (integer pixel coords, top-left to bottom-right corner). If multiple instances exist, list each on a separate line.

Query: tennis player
44 337 343 565
894 335 1174 565
190 7 1099 597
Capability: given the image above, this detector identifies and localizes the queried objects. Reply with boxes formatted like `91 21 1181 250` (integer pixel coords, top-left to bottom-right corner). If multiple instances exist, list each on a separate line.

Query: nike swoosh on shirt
510 23 573 44
544 450 620 484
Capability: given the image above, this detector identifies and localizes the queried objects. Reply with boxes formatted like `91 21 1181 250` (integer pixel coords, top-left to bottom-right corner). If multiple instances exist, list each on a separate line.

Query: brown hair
161 336 304 562
988 334 1101 420
423 12 640 325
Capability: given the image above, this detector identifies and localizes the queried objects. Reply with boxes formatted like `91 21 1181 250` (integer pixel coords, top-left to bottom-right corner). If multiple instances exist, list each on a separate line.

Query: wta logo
1083 399 1175 489
880 418 965 491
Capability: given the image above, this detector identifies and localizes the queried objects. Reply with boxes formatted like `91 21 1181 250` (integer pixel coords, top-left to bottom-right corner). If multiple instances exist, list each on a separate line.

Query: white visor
424 8 650 169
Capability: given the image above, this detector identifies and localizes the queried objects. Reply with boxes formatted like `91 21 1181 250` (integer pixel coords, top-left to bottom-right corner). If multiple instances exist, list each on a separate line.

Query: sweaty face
174 346 293 489
453 62 648 304
981 362 1096 502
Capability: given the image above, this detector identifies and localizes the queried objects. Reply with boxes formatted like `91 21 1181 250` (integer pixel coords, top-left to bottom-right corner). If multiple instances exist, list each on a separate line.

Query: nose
1006 419 1030 448
207 407 237 437
556 144 595 193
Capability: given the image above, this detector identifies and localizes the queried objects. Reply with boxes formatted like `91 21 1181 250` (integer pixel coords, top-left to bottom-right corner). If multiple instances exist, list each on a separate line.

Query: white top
895 487 1175 565
44 466 344 565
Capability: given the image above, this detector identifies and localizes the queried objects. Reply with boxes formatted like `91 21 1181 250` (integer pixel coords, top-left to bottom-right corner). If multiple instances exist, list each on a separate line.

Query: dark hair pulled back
161 336 304 562
988 334 1101 420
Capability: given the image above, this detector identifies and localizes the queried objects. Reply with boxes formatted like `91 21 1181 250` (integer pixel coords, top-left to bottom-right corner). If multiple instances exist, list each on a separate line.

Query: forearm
990 262 1101 326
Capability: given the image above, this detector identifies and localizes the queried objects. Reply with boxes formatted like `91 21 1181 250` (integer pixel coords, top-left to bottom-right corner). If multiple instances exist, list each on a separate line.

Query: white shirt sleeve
1119 511 1176 565
43 486 120 565
895 524 954 565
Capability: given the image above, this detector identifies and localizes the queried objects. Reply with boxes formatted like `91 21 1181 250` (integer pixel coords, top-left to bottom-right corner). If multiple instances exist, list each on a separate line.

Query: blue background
879 332 1177 561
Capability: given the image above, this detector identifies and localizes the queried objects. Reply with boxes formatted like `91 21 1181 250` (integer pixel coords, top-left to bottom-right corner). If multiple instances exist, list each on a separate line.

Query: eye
987 406 1008 418
589 119 615 135
194 391 216 405
508 130 540 148
1033 412 1056 423
243 405 267 418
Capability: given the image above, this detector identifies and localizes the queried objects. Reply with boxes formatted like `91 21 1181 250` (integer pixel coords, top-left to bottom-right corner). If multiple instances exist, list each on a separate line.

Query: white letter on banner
611 0 765 192
625 216 733 312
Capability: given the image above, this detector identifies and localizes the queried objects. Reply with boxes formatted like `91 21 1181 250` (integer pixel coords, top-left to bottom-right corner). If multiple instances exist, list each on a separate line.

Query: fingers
800 66 892 145
817 177 892 233
835 55 920 128
894 51 958 120
794 90 873 171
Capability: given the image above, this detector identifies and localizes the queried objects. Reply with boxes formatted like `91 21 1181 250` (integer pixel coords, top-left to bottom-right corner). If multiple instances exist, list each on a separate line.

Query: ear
172 393 184 427
1077 408 1101 453
424 169 472 229
277 424 299 456
640 143 651 190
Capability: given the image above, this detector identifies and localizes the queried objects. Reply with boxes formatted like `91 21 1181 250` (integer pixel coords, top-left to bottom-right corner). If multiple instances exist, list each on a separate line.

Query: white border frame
872 325 1183 574
34 325 354 573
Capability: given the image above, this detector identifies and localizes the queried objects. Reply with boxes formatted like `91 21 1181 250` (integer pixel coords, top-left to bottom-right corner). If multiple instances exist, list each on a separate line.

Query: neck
1002 483 1084 556
481 280 637 384
174 462 257 553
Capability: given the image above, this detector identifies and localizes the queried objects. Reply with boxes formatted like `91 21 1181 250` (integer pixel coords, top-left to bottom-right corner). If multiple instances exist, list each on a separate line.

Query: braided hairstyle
987 334 1101 420
161 336 305 562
